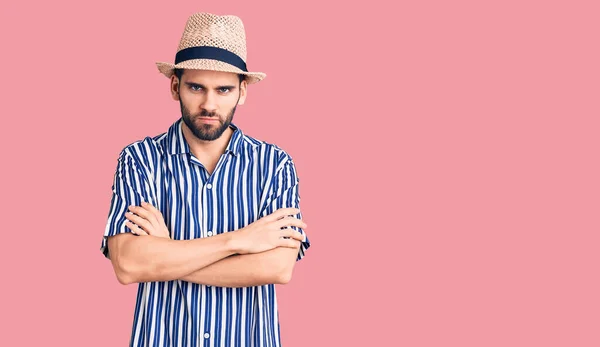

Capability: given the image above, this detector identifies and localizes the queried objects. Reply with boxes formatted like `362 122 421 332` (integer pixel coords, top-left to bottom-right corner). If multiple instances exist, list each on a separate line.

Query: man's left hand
124 202 171 239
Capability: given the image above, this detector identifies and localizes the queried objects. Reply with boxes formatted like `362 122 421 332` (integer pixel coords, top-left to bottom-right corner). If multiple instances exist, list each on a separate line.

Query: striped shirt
101 118 310 347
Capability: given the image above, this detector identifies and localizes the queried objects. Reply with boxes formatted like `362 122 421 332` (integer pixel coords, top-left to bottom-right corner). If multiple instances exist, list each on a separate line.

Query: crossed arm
179 243 300 287
107 205 305 287
105 150 307 288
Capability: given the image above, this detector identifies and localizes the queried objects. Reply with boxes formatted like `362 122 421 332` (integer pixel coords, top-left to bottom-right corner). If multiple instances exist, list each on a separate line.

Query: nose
201 90 218 113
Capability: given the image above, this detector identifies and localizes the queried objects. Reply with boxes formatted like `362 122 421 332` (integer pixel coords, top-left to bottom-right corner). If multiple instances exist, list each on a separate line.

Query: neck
181 121 233 158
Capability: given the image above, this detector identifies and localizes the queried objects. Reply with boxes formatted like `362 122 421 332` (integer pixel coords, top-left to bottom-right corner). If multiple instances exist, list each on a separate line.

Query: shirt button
207 231 213 236
206 183 213 189
204 333 210 339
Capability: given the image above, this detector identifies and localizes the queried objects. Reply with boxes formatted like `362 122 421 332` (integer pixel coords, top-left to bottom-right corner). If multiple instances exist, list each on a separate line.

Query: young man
100 12 310 347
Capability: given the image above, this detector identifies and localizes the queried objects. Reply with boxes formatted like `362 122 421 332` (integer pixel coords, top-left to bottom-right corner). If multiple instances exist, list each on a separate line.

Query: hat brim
156 59 266 84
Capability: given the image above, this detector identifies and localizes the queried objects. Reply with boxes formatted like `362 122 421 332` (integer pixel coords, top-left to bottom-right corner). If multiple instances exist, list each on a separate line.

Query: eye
219 87 231 93
190 85 203 91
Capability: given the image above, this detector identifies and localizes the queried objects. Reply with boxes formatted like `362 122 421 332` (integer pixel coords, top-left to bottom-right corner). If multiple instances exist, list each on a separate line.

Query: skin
172 69 248 174
108 68 306 287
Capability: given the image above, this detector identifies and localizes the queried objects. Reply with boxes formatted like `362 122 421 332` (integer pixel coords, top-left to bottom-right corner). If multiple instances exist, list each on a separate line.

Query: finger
281 228 305 242
278 238 301 249
129 205 159 228
125 221 148 236
129 205 156 222
142 202 165 222
125 212 155 234
265 208 301 222
275 216 307 229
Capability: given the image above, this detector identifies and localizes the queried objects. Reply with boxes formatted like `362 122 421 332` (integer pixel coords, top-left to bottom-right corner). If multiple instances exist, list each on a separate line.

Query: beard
179 94 239 141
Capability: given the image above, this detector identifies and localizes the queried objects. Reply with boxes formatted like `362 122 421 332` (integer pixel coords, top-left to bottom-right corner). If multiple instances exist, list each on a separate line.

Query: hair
174 68 245 84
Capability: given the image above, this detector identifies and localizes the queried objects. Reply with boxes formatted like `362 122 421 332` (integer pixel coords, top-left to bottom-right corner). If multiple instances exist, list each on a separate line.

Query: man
100 12 310 347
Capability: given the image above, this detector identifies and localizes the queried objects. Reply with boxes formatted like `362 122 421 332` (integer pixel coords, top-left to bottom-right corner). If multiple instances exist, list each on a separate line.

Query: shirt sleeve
259 154 311 261
100 149 157 259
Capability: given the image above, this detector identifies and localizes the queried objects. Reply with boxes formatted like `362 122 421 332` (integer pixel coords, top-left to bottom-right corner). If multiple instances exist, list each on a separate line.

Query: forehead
181 69 238 85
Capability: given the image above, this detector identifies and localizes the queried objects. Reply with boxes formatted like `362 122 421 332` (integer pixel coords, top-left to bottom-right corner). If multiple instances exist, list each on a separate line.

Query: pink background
1 0 599 346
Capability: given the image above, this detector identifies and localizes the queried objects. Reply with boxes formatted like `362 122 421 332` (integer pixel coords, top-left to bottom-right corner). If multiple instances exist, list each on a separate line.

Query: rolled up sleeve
259 154 310 261
100 149 156 259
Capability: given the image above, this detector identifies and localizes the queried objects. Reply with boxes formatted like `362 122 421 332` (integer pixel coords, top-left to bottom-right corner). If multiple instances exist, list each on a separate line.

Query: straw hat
156 13 266 84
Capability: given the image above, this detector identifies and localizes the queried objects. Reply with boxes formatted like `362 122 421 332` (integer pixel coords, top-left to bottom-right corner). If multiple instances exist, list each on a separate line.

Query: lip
198 117 219 122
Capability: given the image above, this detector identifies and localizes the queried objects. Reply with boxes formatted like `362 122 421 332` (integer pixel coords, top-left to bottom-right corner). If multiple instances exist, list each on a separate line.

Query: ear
170 75 180 101
237 80 248 105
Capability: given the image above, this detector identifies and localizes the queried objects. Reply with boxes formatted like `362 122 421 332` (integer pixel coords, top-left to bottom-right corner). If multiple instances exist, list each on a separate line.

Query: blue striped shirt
101 118 310 347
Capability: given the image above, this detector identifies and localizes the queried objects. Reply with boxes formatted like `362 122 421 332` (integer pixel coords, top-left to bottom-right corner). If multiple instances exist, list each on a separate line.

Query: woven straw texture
156 13 266 84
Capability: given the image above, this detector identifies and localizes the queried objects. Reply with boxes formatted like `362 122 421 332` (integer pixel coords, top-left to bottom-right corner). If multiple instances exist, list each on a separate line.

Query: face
171 69 247 141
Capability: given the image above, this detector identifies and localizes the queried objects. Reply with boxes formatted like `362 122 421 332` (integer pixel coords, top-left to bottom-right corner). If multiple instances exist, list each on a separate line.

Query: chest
153 153 273 240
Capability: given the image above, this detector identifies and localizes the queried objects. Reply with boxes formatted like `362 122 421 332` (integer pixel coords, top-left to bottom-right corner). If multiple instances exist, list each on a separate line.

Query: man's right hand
231 207 307 255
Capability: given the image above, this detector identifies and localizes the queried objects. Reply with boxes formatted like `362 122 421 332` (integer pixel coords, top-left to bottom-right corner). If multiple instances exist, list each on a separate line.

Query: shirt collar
165 118 243 157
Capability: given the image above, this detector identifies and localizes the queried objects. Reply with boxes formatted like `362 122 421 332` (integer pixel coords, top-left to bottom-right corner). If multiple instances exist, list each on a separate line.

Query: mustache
199 109 219 118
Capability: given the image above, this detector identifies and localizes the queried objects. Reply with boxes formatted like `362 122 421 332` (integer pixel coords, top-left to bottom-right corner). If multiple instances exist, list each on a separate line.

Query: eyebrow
184 82 237 90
